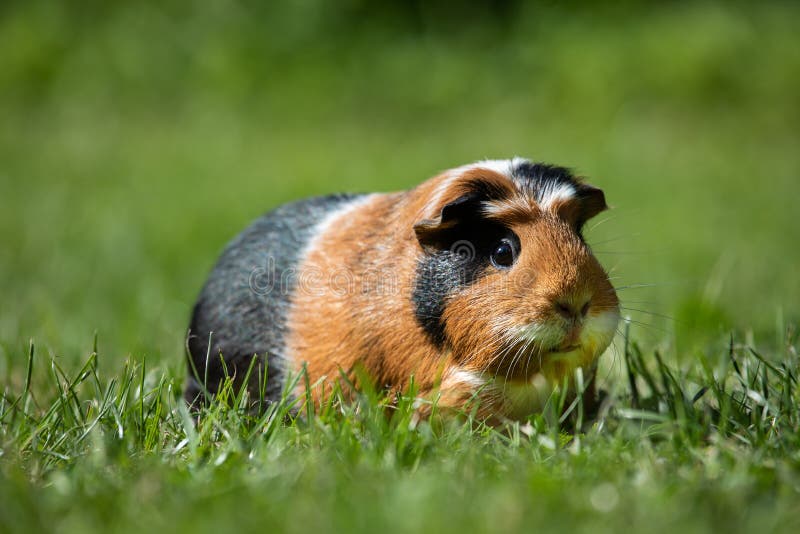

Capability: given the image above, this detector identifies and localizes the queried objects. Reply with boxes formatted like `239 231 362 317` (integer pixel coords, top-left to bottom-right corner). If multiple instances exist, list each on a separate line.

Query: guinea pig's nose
554 299 590 321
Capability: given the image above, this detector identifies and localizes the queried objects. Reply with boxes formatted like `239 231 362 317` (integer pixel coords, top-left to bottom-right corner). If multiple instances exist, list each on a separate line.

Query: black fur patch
511 160 605 237
413 252 480 346
510 161 580 197
412 219 516 346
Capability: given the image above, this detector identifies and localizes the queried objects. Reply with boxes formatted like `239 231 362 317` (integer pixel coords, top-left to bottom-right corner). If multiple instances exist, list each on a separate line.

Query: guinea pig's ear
413 192 482 251
558 183 609 231
413 169 515 251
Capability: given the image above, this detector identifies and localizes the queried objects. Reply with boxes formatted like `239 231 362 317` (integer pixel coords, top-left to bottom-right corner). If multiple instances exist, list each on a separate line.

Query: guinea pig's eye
490 239 516 269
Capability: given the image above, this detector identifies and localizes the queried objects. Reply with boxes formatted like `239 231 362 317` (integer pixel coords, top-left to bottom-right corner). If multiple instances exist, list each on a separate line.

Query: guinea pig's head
412 158 620 384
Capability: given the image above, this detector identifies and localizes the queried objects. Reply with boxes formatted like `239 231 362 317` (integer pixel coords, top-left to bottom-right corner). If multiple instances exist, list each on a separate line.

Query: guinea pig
184 158 620 422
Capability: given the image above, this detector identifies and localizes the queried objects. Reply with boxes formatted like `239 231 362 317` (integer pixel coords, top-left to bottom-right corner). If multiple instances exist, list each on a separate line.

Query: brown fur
284 163 619 422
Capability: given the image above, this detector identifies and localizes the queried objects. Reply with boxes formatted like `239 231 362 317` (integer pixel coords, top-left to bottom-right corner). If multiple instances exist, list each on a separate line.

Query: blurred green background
0 0 798 373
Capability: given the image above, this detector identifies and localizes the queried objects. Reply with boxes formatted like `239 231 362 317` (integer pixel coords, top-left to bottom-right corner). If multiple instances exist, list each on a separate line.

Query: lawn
1 2 799 533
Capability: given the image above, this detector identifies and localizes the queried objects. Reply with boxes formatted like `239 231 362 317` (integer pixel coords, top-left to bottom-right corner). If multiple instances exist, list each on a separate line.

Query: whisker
593 250 651 256
523 335 539 379
624 317 670 334
499 334 529 385
618 306 679 323
583 211 628 233
615 283 661 291
512 335 537 382
588 234 640 246
618 298 659 305
599 335 622 388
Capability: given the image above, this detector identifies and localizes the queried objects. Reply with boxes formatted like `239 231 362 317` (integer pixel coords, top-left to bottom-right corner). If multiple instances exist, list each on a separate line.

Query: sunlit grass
1 325 798 533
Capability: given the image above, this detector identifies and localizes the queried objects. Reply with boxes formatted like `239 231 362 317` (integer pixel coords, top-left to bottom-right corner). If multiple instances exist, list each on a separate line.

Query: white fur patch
536 181 576 210
479 201 512 218
520 310 618 348
584 310 620 350
516 321 564 350
443 367 487 389
302 194 379 259
514 309 619 366
427 173 462 218
454 157 529 179
468 159 515 176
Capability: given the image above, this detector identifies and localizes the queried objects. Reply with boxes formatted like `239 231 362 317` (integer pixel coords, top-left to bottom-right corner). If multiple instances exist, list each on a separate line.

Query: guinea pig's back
184 193 366 405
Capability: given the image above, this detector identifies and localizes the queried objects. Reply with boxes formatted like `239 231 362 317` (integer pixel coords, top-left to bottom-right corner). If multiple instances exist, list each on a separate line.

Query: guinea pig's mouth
494 339 585 381
504 311 619 382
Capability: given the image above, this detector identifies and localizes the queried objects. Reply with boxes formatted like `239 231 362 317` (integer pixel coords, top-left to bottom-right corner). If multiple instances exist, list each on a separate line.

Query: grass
1 326 799 533
1 1 799 532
